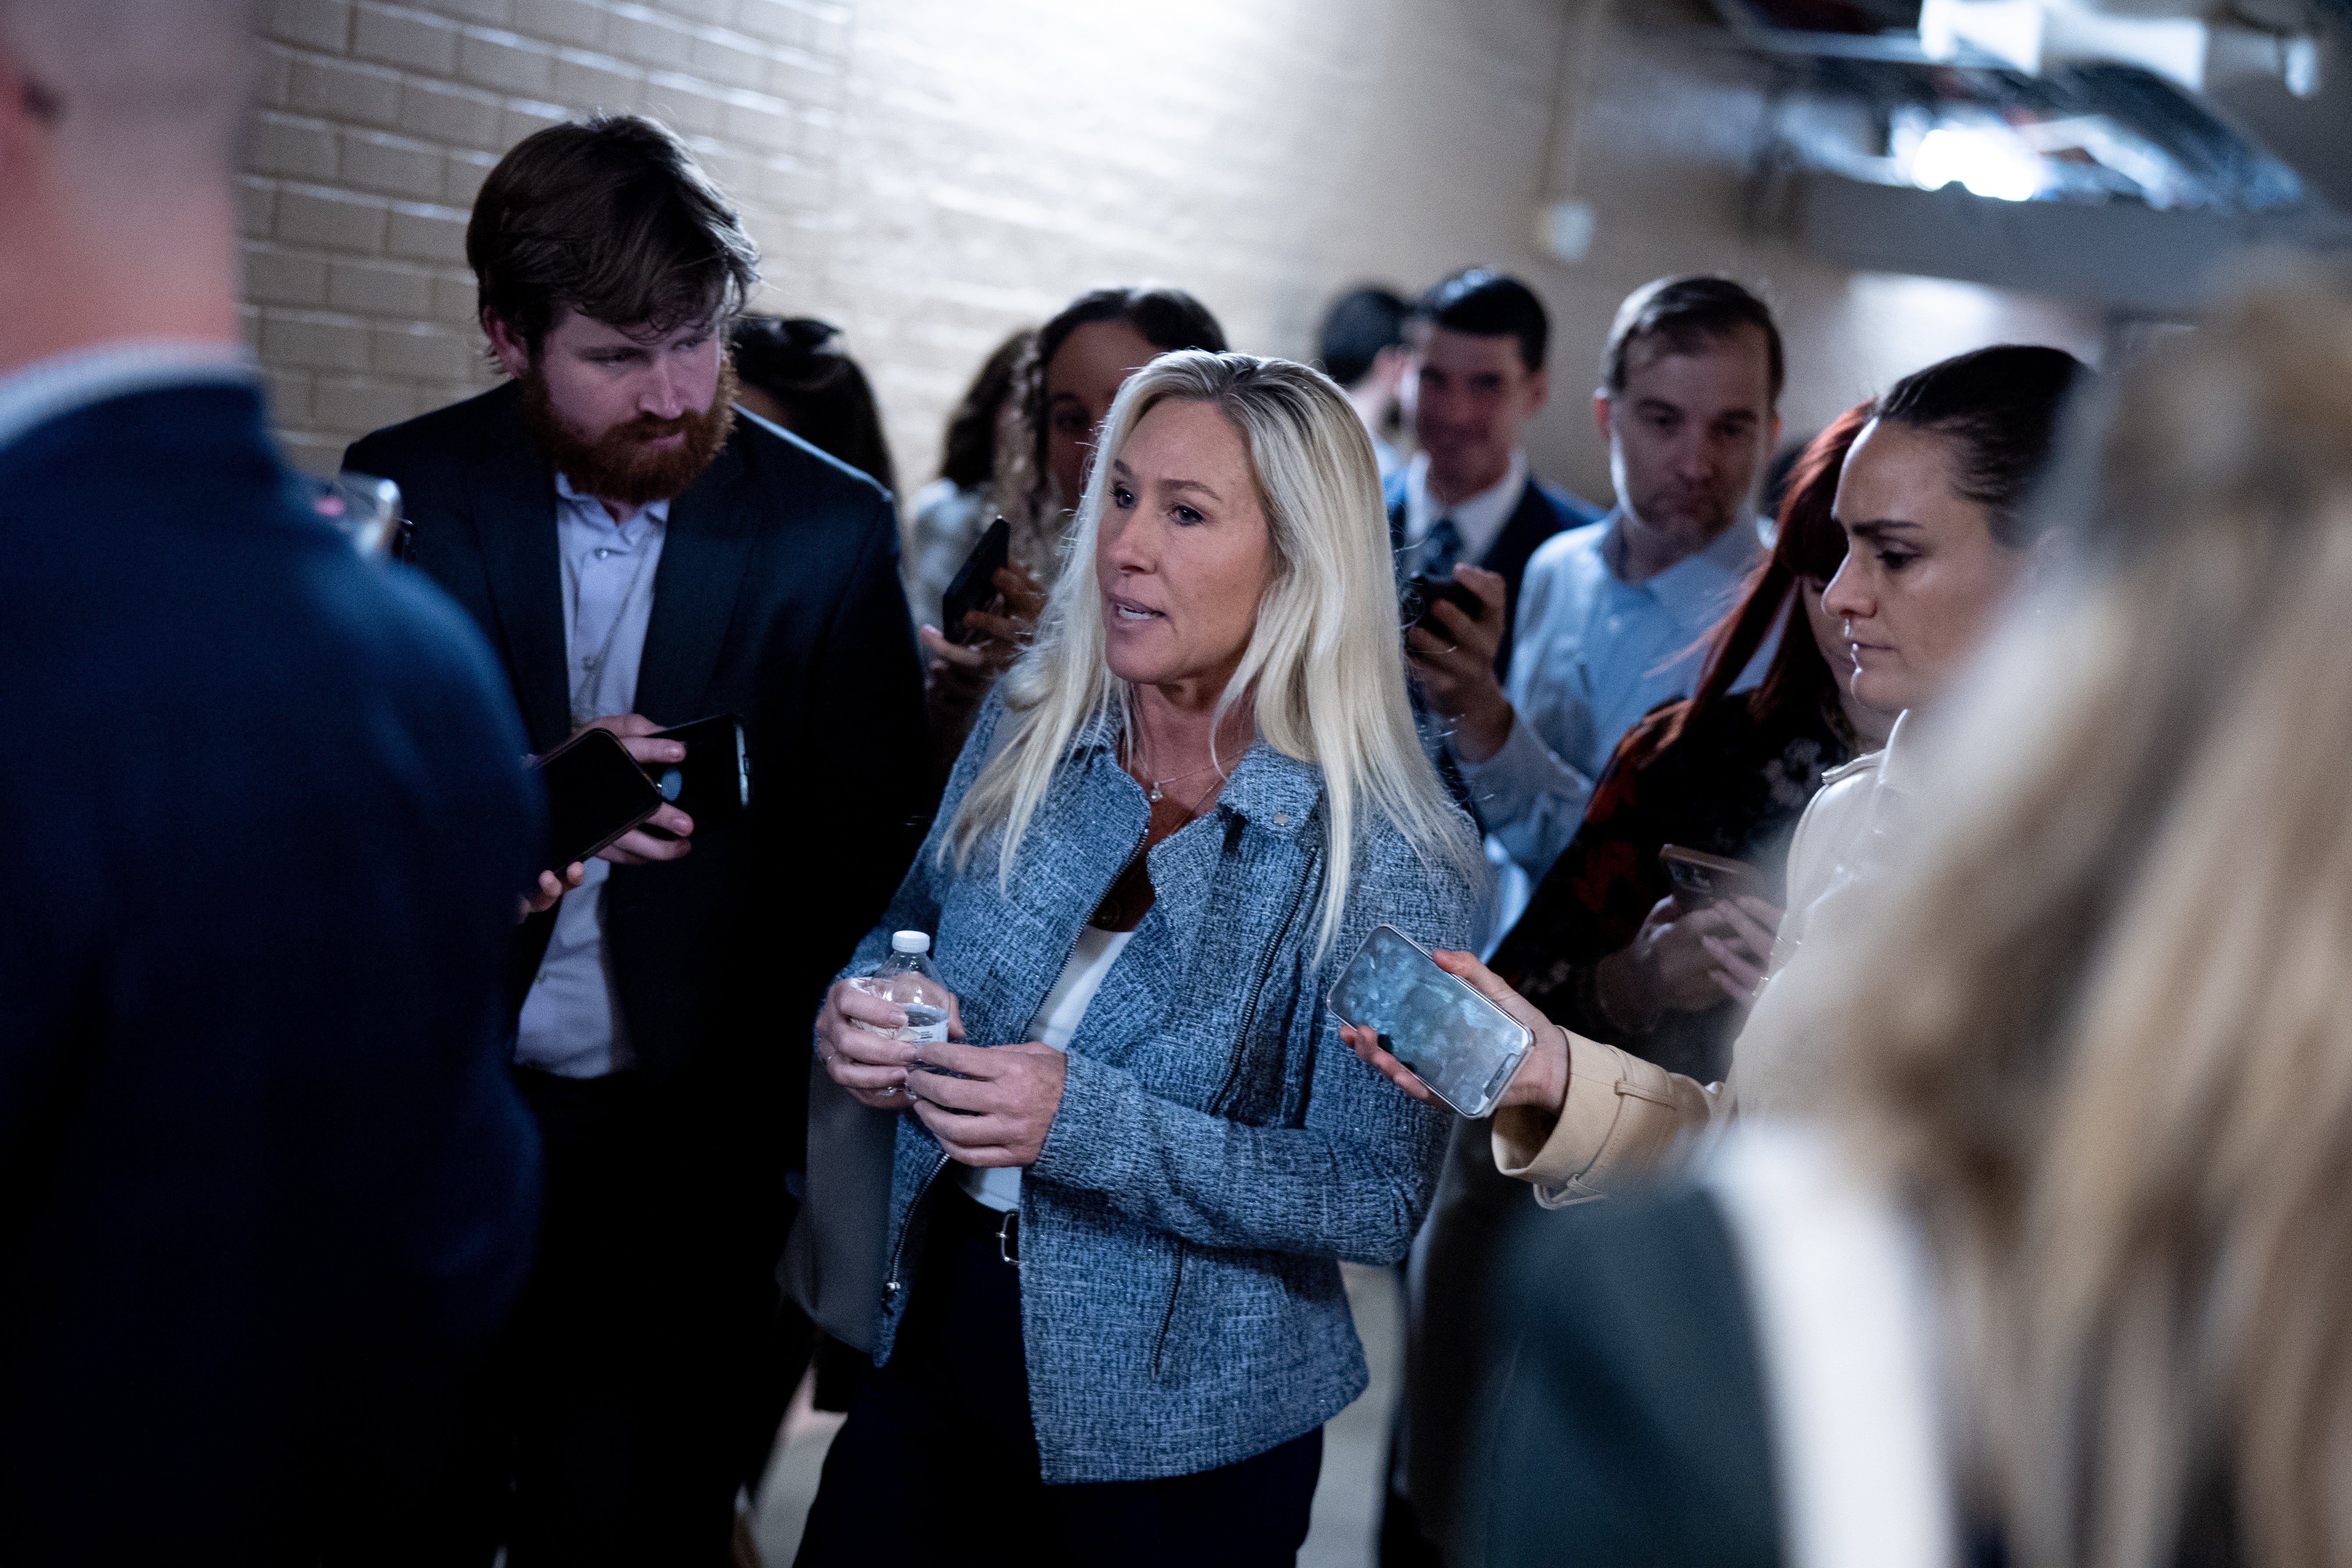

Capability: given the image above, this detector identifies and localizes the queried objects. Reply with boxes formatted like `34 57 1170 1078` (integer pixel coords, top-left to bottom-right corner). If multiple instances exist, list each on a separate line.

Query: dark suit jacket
1386 468 1605 679
0 382 541 1562
347 383 932 1167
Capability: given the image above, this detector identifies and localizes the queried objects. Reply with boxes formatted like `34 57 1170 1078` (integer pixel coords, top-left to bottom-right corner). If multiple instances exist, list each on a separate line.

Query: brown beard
519 357 738 508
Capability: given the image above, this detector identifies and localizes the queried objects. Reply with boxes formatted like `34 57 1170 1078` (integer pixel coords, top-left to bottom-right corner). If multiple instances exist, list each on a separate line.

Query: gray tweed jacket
848 693 1478 1482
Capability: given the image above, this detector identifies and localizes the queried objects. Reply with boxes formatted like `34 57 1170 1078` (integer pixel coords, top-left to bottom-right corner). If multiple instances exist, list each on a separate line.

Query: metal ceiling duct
1687 0 2352 305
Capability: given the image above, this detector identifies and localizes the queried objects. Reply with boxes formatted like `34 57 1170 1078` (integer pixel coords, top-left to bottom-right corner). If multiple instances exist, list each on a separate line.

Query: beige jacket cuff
1492 1031 1713 1207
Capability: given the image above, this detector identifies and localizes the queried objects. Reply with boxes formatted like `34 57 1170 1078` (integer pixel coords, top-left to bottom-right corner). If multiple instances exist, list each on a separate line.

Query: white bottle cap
891 930 931 955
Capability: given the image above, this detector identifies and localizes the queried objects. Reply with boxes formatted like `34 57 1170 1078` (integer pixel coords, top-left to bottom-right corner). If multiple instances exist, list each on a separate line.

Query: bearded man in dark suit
346 114 931 1564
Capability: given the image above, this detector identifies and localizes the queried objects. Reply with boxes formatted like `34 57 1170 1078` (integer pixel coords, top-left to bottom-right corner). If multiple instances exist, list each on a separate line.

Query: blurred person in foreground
1411 276 1781 903
922 285 1227 753
901 326 1032 627
730 313 897 496
1379 407 1896 1566
346 114 931 1563
797 351 1484 1566
1319 283 1413 480
0 1 540 1561
1388 269 1603 683
1476 276 2352 1568
1349 344 2088 1213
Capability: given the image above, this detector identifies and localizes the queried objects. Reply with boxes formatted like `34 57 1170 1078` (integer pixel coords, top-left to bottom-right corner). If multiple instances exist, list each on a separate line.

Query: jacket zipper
1211 809 1322 1116
882 1152 950 1310
1149 809 1323 1380
883 820 1151 1314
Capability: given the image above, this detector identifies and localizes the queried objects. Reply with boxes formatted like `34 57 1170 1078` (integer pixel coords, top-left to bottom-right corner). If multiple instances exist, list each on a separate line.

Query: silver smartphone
1327 924 1534 1118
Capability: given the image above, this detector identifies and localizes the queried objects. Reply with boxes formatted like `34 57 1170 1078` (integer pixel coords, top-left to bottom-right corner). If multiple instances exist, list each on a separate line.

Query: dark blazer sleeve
1467 1183 1784 1568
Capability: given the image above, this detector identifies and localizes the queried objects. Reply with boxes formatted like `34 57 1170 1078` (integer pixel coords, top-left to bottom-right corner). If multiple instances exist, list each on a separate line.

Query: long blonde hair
1794 273 2352 1567
945 349 1479 956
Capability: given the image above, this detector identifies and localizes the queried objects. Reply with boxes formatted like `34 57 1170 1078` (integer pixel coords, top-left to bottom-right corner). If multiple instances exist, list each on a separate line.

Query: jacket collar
1069 712 1323 837
1876 709 1922 797
1484 475 1564 571
461 386 567 749
0 341 253 458
634 437 750 725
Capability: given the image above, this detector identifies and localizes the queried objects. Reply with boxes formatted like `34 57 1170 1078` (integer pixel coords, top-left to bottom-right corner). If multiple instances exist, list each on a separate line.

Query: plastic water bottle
860 930 951 1046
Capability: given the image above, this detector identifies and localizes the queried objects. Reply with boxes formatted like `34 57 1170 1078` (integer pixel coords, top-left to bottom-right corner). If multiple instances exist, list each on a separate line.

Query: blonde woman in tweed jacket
798 350 1486 1567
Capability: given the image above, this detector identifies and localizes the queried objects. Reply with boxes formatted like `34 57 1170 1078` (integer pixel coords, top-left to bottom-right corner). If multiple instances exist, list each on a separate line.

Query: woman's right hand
1339 949 1570 1119
815 977 966 1111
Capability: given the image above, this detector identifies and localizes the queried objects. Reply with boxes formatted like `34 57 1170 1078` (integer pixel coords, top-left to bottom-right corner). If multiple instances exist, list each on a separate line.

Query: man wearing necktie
1382 275 1782 1568
1386 271 1604 681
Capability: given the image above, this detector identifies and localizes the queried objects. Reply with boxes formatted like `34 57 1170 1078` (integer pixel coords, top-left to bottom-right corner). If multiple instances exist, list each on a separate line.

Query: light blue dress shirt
513 474 671 1079
1454 507 1774 894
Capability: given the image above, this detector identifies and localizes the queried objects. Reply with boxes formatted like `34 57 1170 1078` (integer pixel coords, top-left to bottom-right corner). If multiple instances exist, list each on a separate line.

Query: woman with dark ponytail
1349 344 2091 1211
1483 402 1896 1087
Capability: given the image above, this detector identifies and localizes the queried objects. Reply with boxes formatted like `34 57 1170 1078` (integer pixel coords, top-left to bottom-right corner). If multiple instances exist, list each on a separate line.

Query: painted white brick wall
241 0 2103 497
244 0 851 475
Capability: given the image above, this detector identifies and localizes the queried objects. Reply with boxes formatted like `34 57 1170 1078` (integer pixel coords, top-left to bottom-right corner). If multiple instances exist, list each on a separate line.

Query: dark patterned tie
1423 516 1464 581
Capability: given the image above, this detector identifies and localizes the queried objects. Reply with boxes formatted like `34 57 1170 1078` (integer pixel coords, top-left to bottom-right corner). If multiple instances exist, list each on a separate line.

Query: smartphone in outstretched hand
1327 924 1533 1117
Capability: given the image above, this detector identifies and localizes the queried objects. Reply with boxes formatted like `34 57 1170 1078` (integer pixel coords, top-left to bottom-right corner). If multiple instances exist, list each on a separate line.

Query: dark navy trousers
795 1186 1322 1566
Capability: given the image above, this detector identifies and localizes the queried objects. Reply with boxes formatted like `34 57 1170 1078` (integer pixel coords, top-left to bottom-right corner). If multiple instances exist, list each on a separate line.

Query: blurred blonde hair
945 348 1479 956
1805 272 2352 1567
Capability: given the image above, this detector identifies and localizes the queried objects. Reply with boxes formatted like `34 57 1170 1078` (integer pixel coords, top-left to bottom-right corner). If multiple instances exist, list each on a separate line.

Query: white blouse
959 924 1134 1213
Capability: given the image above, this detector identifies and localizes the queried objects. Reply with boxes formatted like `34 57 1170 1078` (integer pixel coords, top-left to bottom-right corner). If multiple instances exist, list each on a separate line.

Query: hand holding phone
1402 573 1483 636
550 715 696 865
644 714 750 833
1657 845 1769 911
1327 925 1535 1117
531 727 664 870
941 517 1013 646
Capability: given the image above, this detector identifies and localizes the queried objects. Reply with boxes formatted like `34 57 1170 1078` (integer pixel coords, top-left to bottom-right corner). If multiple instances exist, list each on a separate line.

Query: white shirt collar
0 340 253 457
1404 447 1530 566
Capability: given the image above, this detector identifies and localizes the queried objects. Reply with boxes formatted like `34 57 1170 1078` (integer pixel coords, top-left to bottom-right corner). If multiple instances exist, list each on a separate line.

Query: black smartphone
645 713 751 832
1403 573 1482 634
941 516 1012 646
1659 844 1770 910
531 727 664 870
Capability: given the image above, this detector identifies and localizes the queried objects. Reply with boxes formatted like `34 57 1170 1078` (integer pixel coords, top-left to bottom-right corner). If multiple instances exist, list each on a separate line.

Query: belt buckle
997 1208 1020 1267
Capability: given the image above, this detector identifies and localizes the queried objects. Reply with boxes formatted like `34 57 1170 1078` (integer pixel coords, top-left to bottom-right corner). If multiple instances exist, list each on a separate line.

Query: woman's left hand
903 1039 1068 1167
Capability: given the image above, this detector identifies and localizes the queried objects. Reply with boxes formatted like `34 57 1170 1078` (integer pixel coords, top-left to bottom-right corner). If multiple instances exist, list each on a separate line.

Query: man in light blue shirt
1386 274 1788 1568
1409 276 1786 901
